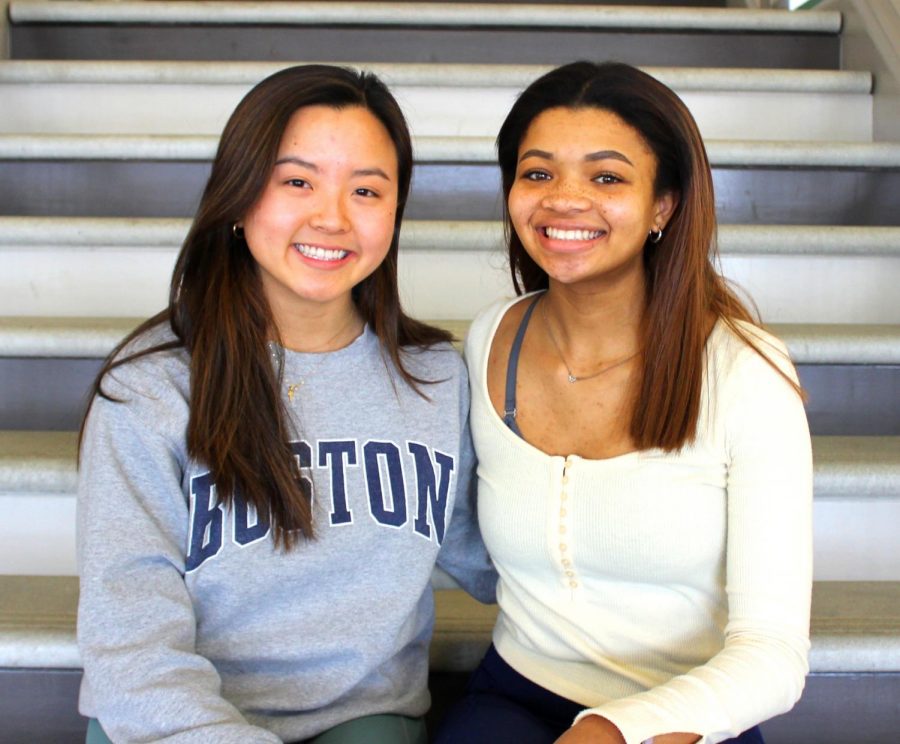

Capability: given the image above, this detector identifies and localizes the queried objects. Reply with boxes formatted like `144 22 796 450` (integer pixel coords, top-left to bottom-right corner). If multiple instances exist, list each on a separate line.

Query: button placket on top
554 455 579 592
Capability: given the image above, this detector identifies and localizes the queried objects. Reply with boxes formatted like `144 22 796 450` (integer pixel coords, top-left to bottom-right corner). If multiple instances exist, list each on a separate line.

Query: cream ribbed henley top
466 295 813 744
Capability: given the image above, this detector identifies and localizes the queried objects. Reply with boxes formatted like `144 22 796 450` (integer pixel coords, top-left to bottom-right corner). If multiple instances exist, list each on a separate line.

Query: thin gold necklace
269 317 364 402
540 297 640 384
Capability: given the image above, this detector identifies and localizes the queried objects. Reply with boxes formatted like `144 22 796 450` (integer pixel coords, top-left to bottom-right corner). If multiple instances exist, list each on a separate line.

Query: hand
554 715 626 744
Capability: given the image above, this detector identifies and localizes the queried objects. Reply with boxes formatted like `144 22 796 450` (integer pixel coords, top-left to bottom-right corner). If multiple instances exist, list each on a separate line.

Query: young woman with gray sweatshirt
77 64 495 744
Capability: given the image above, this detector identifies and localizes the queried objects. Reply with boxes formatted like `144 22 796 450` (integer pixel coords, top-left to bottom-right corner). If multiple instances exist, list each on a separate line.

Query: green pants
87 713 427 744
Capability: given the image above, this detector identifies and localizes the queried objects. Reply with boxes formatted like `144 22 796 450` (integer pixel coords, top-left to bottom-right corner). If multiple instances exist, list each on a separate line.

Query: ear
653 189 679 230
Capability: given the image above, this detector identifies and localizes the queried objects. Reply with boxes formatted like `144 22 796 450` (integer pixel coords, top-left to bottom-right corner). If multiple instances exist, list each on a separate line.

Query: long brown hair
81 65 451 546
497 61 800 451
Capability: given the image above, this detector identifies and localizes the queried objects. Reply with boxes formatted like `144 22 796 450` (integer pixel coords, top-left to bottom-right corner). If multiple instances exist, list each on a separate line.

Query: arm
569 345 813 744
77 368 281 744
434 358 498 604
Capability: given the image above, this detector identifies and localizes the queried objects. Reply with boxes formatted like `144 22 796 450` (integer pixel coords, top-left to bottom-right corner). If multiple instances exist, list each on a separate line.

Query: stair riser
0 85 873 143
1 669 895 744
2 490 897 579
9 25 840 68
2 249 900 325
0 358 897 435
3 162 899 225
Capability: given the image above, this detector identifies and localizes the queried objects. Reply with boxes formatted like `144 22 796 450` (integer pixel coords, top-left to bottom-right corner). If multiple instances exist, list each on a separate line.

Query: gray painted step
7 2 841 31
3 430 897 501
2 137 898 224
4 431 897 579
3 217 899 257
0 580 897 744
8 2 841 68
0 60 867 91
2 316 898 365
0 578 895 672
0 61 872 142
0 319 897 435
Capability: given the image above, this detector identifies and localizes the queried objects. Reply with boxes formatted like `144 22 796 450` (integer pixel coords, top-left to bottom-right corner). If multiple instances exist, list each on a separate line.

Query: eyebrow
274 156 391 180
518 148 633 166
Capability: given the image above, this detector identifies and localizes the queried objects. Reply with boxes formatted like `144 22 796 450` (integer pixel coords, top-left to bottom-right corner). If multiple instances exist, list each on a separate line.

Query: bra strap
503 294 543 435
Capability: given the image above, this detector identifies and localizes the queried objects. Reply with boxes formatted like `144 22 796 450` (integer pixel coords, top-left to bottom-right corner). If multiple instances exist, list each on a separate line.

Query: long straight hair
81 65 451 546
497 61 800 451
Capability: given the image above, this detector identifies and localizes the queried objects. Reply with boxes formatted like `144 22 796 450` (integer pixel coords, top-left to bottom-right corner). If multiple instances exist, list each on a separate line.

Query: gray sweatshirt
77 323 496 743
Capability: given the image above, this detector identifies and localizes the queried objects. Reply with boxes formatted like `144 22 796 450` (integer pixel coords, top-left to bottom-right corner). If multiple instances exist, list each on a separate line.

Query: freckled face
240 105 399 323
508 106 675 290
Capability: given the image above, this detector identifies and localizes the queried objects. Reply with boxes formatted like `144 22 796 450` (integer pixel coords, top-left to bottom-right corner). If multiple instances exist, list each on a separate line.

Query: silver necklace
540 298 640 384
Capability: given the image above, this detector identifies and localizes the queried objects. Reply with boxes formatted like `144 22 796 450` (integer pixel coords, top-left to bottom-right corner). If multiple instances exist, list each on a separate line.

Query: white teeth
294 244 349 261
544 227 603 241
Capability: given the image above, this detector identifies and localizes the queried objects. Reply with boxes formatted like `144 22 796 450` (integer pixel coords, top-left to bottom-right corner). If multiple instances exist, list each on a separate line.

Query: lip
536 224 607 252
291 242 354 269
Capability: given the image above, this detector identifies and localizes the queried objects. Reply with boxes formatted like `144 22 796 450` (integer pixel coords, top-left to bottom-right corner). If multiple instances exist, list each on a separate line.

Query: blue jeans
434 645 765 744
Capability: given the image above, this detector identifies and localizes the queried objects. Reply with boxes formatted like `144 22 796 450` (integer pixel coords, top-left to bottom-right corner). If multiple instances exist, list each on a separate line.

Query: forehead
520 106 655 162
277 104 397 161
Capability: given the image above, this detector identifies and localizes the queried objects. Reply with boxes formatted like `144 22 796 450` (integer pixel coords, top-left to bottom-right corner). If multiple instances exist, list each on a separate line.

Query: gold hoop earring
648 226 664 244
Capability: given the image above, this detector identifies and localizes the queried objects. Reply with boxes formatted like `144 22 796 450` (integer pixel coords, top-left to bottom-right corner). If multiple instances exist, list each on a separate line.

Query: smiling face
508 106 676 293
240 105 399 329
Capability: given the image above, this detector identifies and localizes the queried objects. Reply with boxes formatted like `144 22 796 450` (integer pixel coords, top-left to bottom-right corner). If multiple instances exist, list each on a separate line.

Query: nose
540 177 591 213
309 192 350 233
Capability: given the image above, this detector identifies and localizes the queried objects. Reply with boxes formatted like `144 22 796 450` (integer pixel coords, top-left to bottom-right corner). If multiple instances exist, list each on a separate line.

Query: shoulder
708 318 797 384
705 318 805 432
464 293 541 370
401 339 467 381
102 321 190 404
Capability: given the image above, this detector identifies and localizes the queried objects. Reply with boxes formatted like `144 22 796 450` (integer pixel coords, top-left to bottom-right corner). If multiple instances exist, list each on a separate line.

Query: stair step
0 61 872 142
0 433 898 579
3 217 899 256
7 2 841 68
0 577 894 672
2 219 898 324
3 429 897 499
7 1 842 32
2 321 896 436
0 60 867 90
4 134 899 166
2 137 898 224
0 317 897 366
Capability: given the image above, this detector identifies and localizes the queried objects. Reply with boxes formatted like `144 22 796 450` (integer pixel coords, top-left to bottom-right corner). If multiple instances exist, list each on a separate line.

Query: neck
542 275 646 359
272 296 364 353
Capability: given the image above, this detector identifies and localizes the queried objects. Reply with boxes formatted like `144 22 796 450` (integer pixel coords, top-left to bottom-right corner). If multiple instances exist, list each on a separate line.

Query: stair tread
1 430 897 498
8 1 842 33
0 576 895 672
2 134 899 167
1 316 898 364
0 60 870 93
2 218 899 256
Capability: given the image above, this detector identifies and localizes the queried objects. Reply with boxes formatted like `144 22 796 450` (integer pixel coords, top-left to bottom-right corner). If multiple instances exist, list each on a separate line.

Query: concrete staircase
1 2 898 743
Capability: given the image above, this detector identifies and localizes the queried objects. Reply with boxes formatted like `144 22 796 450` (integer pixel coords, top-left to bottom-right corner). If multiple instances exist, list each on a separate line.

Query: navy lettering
408 443 455 544
319 440 358 525
233 497 269 546
364 441 407 527
290 440 314 501
186 472 223 572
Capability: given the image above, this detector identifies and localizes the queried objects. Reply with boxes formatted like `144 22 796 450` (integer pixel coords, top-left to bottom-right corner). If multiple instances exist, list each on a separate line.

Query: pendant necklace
540 298 640 384
269 316 364 403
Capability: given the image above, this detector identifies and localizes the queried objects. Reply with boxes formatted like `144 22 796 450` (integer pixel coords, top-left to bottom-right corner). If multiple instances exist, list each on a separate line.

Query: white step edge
1 218 898 257
3 135 899 168
0 60 871 94
1 431 897 500
7 1 842 33
1 317 898 365
1 578 896 673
